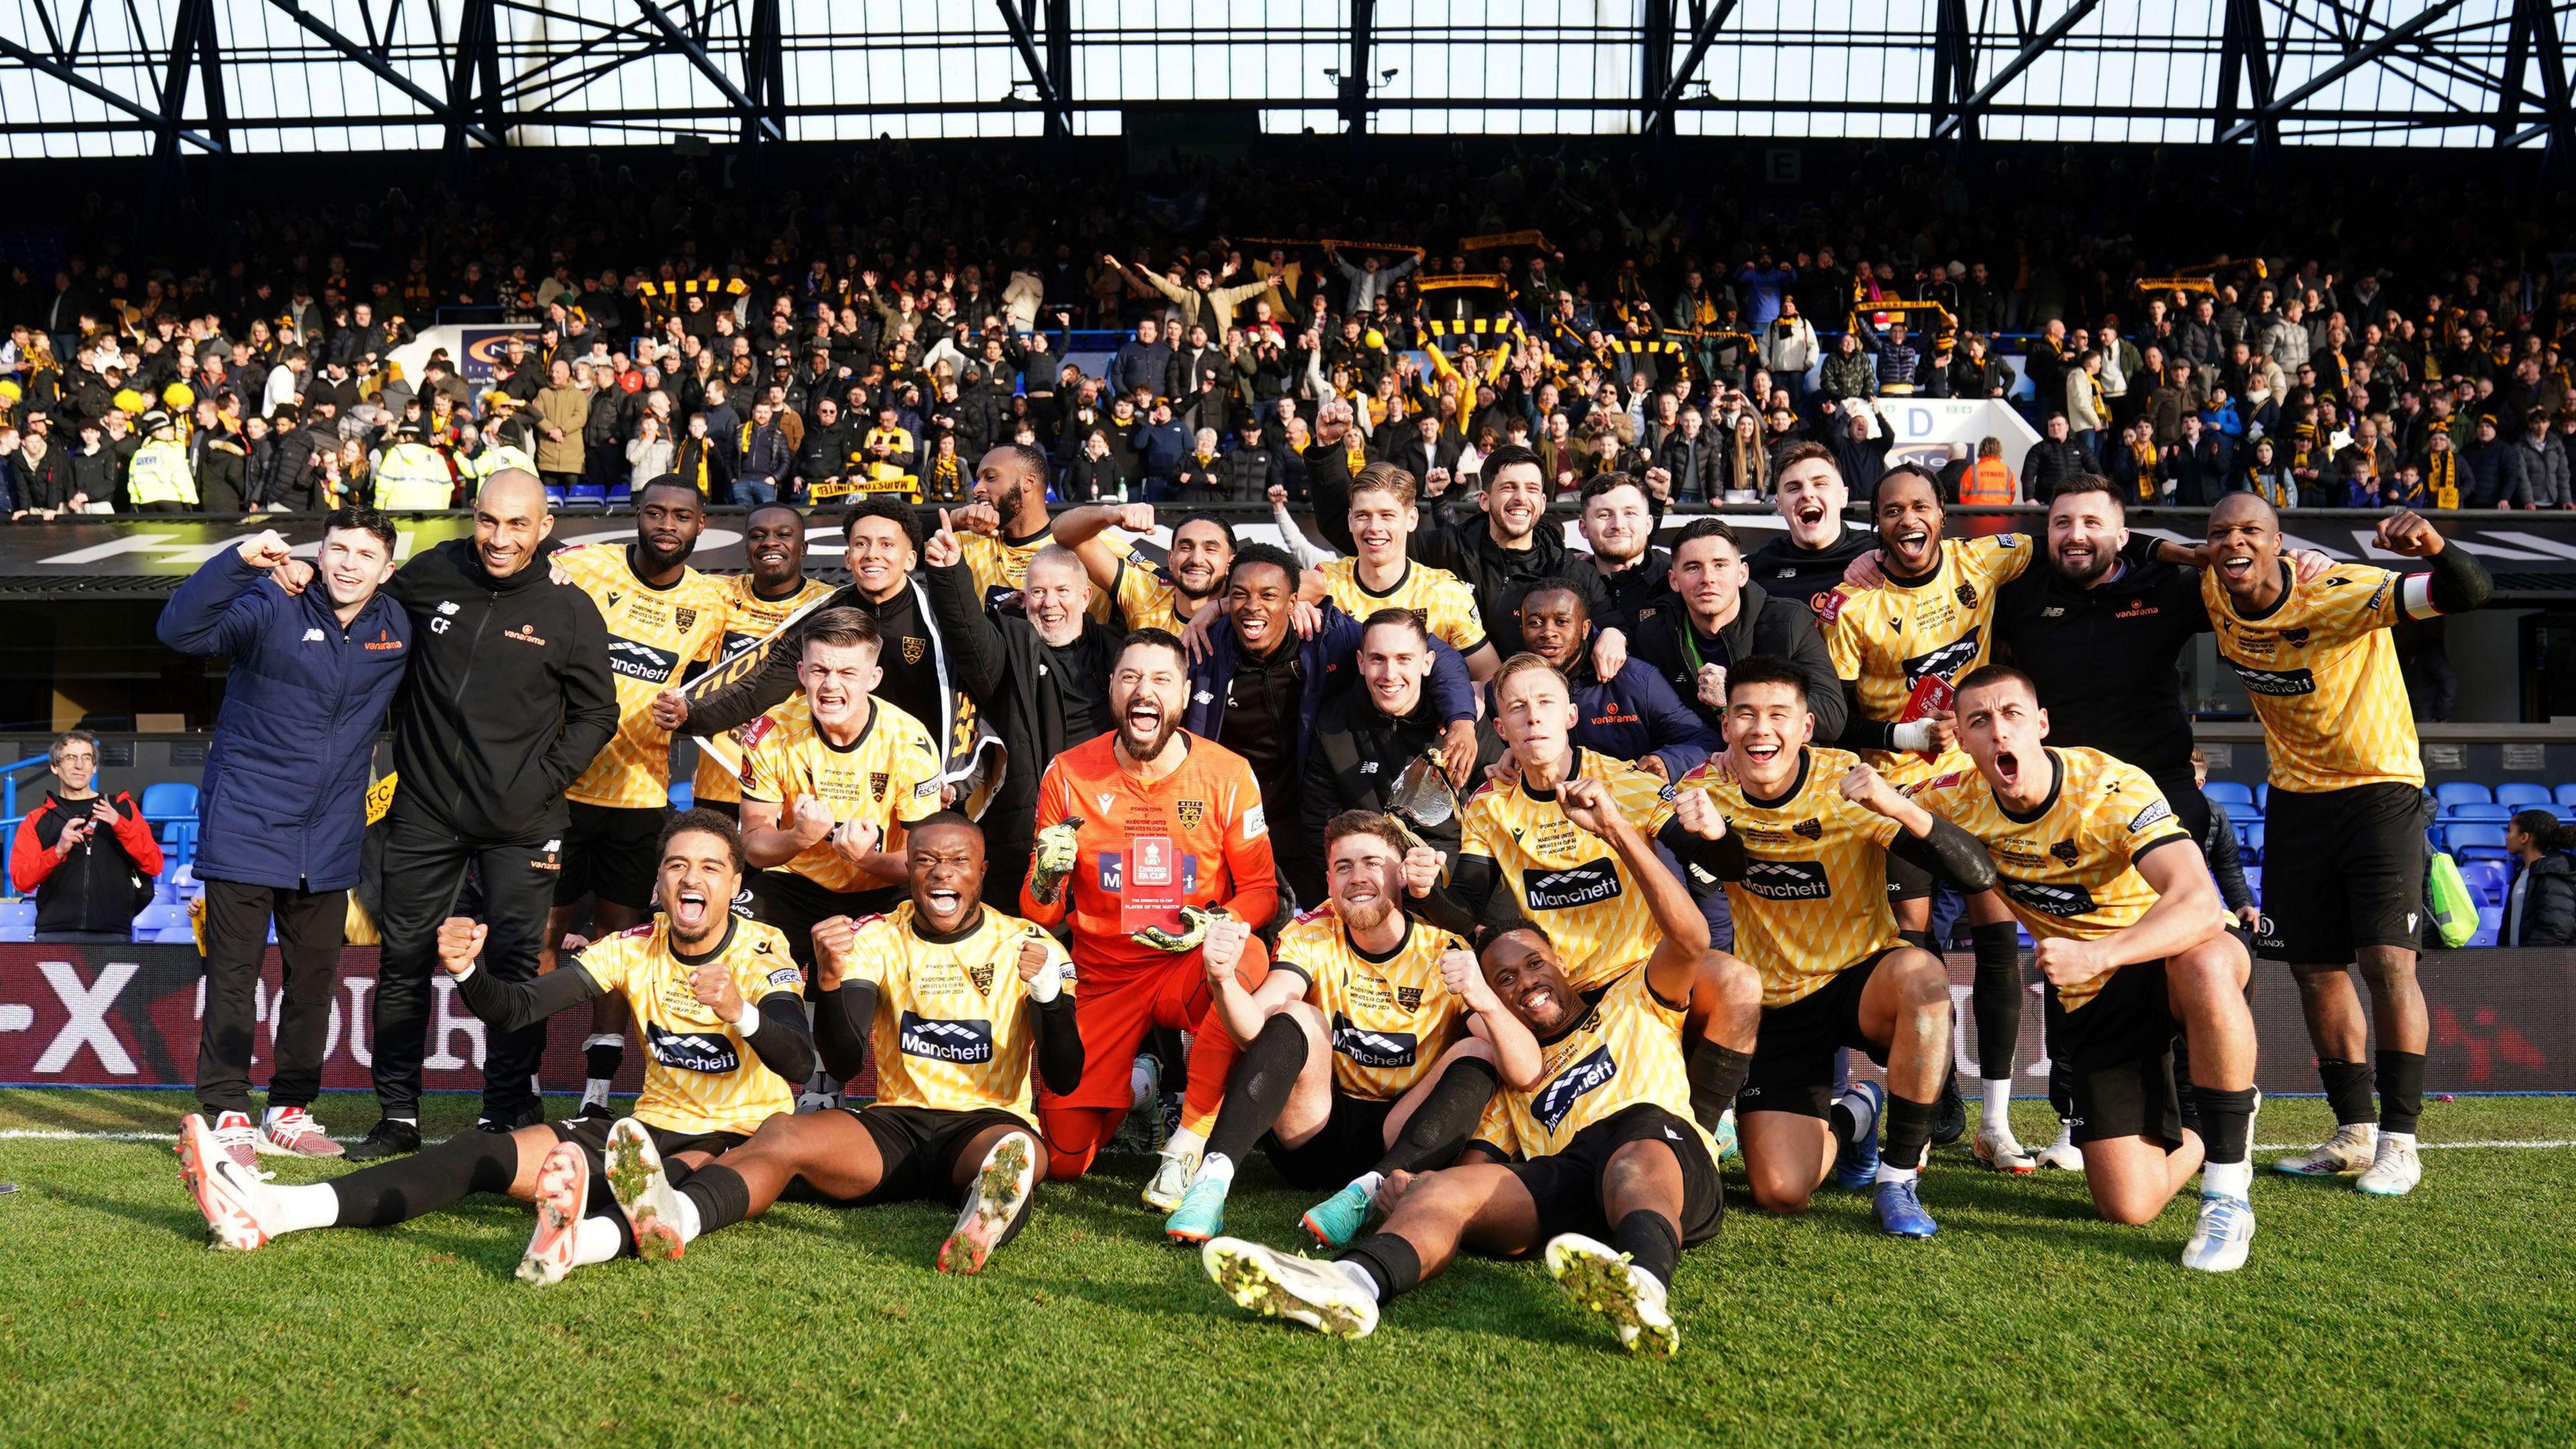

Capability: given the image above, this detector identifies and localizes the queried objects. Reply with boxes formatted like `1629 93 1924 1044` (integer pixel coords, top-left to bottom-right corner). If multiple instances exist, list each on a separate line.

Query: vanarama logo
504 623 548 646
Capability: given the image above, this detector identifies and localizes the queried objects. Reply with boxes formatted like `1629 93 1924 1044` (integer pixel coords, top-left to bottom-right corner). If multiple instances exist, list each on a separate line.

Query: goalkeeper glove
1028 816 1085 905
1131 904 1226 953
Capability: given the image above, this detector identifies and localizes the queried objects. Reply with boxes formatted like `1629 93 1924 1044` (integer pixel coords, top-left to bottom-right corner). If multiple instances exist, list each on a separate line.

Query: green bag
2424 851 2477 949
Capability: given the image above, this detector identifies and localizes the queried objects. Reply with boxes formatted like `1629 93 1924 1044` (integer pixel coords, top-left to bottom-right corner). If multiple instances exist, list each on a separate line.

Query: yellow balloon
1362 328 1385 350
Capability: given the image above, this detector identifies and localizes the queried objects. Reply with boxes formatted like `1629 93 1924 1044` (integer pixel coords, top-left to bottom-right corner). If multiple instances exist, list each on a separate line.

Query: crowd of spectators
2 140 2573 517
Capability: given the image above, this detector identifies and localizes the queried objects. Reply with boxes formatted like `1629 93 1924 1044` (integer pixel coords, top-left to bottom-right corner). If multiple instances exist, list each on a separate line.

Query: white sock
1129 1059 1159 1106
2049 1121 2075 1148
1194 1152 1236 1187
267 1183 341 1236
1833 1087 1880 1143
2383 1131 2417 1150
1165 1124 1206 1161
2202 1159 2253 1199
670 1190 703 1244
572 1215 623 1267
581 1079 612 1110
1346 1170 1385 1203
1874 1162 1919 1185
1332 1258 1383 1303
1980 1079 2015 1133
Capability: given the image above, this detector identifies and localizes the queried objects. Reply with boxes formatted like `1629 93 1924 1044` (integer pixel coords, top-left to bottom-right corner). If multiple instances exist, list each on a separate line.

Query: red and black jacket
10 791 162 935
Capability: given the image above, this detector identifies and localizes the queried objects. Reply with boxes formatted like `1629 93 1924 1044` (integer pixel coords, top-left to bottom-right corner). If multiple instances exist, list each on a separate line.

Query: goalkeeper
1019 631 1281 1211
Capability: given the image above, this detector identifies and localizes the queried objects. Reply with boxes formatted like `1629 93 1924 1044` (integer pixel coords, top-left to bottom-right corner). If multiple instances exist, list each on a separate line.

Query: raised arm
1559 776 1708 1007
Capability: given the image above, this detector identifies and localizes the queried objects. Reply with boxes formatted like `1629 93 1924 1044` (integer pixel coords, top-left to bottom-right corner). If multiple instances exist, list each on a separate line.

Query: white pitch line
0 1130 2567 1149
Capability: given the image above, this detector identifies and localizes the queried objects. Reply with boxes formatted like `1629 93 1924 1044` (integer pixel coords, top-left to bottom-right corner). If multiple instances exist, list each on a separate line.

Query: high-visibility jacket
1960 456 2017 505
461 442 537 483
127 439 198 506
373 442 456 511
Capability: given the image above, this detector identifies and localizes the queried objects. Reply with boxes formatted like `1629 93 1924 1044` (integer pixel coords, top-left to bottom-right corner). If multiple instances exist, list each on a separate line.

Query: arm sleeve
743 992 818 1087
1784 614 1848 743
109 796 162 878
686 616 812 736
1655 816 1739 884
1837 680 1902 753
1446 852 1501 916
1886 817 1998 893
2204 808 2253 911
543 601 621 794
454 959 606 1034
2417 543 2493 617
1406 881 1486 941
9 811 56 894
1018 765 1071 926
924 561 1007 704
816 981 880 1084
1423 639 1476 724
1030 992 1085 1095
155 551 272 657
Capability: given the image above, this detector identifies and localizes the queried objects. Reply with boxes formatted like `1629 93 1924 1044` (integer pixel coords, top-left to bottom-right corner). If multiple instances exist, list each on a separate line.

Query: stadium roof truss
0 1 2571 156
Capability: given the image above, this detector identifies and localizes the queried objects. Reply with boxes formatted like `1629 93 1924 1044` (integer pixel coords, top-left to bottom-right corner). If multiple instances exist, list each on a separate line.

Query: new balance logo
1534 1045 1618 1131
437 601 460 616
1331 1013 1418 1071
1740 859 1830 902
898 1012 995 1064
301 628 326 642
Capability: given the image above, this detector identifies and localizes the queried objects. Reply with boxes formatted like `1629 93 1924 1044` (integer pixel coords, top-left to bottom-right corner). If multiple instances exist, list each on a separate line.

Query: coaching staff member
284 470 616 1159
158 512 409 1165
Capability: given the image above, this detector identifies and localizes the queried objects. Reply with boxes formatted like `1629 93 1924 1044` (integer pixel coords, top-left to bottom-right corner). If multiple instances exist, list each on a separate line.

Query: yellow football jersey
2200 561 2423 792
1677 747 1905 1006
556 545 732 809
1108 551 1192 634
692 575 839 806
1471 969 1716 1161
574 917 804 1136
1911 746 2212 1010
1456 747 1678 989
962 525 1124 623
1820 533 2033 787
739 700 943 892
1274 905 1474 1100
845 902 1073 1126
1316 557 1490 656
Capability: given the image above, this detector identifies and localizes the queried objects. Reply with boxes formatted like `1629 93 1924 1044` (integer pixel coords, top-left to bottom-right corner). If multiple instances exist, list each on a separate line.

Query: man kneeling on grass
178 811 814 1285
580 812 1083 1279
1199 776 1726 1356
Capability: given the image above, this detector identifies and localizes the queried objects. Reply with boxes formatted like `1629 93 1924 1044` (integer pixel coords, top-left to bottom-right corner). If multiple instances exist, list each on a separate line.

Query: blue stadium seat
2434 782 2493 808
2242 867 2261 906
2471 904 2502 948
140 782 198 821
2447 822 2509 862
543 483 568 507
130 900 188 941
2458 858 2510 908
2496 783 2553 810
2557 784 2576 807
2204 781 2255 808
606 480 633 506
0 899 33 942
154 924 199 945
668 782 693 810
2441 802 2513 823
2255 783 2270 810
2239 822 2263 863
566 482 608 508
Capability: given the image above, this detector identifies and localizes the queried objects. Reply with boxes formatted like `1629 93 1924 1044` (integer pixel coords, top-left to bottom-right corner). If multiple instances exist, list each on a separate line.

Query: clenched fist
690 961 746 1020
435 916 487 976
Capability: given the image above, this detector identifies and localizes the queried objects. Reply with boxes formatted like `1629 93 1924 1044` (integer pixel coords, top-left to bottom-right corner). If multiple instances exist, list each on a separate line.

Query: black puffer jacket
2509 852 2576 947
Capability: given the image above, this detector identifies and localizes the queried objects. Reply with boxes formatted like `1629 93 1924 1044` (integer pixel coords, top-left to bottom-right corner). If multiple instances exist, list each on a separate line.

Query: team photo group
165 425 2488 1357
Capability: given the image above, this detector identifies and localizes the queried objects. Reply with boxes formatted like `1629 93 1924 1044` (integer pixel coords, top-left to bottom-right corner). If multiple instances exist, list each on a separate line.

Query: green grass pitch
2 1089 2570 1448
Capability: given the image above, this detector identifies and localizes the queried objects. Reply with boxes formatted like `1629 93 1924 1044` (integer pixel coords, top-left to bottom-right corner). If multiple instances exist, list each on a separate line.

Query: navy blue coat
1183 604 1477 765
156 549 412 890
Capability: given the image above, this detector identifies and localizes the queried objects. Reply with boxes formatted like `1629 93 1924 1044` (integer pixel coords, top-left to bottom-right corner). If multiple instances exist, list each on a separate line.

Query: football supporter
1448 655 1762 1135
1158 812 1503 1247
1678 659 1996 1238
1199 775 1721 1354
684 502 837 820
156 515 407 1163
572 814 1081 1278
177 813 814 1285
546 478 731 1114
9 731 162 941
1051 502 1234 636
2199 497 2489 1195
1629 517 1843 745
1917 667 2262 1271
1019 629 1279 1210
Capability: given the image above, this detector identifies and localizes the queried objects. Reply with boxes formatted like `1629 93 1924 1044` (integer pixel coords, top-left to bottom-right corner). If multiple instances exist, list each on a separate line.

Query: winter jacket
380 539 617 844
1183 602 1477 779
1629 580 1847 742
2463 438 2532 508
9 790 160 934
156 549 412 890
531 383 590 474
1301 675 1505 869
2514 432 2571 508
2508 852 2576 947
1503 641 1721 780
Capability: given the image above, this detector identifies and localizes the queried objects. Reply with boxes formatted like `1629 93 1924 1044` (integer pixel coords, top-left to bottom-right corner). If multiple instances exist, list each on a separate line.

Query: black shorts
555 801 669 910
549 1115 747 1161
751 869 877 978
2057 958 2184 1151
1507 1103 1723 1250
1263 1093 1396 1191
1739 947 1899 1120
1885 848 1935 904
847 1104 1034 1206
2261 783 2428 962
